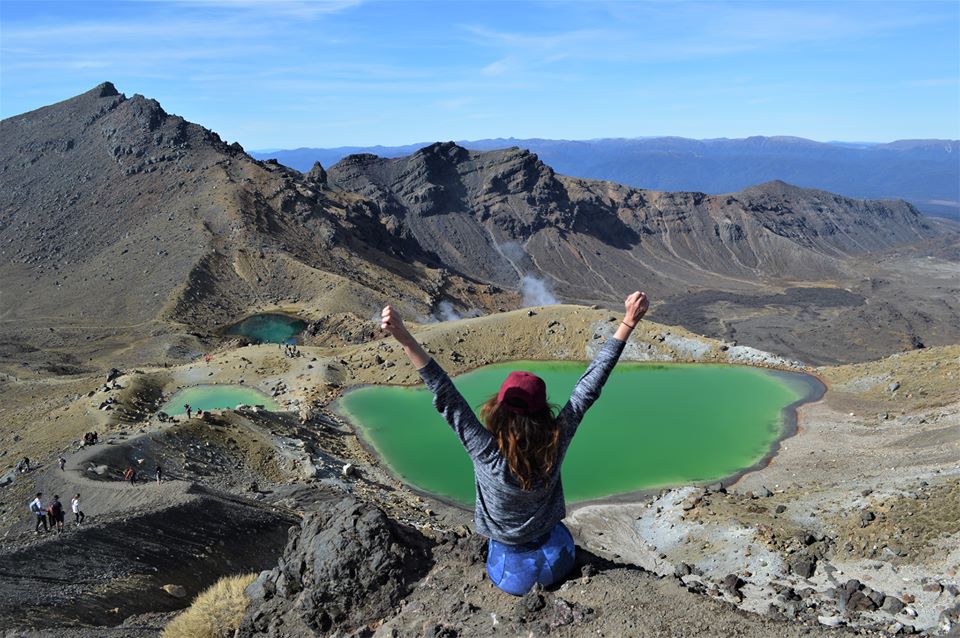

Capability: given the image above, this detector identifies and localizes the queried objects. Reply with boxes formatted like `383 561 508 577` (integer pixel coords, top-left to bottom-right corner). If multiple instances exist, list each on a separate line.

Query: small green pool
162 385 278 415
223 313 306 344
337 361 821 505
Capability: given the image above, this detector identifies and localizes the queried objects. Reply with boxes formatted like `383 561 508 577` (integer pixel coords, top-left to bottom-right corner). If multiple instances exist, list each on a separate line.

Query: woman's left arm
381 305 431 368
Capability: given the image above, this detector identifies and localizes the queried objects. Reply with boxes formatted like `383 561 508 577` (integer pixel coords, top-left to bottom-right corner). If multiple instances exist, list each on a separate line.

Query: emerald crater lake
223 313 306 344
162 385 278 415
337 360 823 506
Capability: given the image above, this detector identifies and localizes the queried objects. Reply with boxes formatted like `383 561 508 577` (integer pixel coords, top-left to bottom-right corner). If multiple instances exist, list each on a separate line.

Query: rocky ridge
0 83 501 375
324 141 958 364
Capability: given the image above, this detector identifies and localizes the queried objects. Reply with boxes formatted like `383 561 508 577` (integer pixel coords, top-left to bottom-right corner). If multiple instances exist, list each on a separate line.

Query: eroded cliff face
326 141 933 299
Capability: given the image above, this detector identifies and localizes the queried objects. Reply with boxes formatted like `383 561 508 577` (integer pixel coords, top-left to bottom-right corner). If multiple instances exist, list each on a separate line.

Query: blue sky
1 0 958 149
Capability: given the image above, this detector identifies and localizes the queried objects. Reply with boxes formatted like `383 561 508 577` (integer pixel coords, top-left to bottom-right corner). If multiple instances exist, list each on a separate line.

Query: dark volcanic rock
238 496 432 637
838 579 878 613
882 596 906 614
788 555 817 579
722 573 746 596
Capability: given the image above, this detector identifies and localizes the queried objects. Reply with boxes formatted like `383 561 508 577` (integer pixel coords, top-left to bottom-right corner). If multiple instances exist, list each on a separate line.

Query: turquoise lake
337 361 821 505
223 313 306 344
162 385 278 415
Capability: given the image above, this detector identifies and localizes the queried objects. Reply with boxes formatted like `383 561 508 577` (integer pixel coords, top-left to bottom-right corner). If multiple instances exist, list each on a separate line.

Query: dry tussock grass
162 573 257 638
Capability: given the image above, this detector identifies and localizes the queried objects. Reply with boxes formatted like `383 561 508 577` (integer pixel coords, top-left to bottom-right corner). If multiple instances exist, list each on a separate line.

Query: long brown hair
480 395 560 490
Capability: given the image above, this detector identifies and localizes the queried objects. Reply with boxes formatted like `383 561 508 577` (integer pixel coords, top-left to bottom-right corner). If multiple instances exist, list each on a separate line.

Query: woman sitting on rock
380 291 649 595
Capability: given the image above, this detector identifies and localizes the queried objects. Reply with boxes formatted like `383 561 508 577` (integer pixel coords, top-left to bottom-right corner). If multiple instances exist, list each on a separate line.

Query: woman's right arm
381 305 496 459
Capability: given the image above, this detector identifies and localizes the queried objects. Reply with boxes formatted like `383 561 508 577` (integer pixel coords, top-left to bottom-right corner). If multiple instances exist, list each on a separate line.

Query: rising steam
520 275 558 307
436 301 461 321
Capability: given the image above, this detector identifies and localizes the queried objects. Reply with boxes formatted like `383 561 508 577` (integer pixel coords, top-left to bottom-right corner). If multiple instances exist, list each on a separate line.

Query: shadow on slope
0 486 296 630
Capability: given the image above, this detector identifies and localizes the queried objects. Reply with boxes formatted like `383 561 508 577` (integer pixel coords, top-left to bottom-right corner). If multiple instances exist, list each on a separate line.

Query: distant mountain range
252 136 960 221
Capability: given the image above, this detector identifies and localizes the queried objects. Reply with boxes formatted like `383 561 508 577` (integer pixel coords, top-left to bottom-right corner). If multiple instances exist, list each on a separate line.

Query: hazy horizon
247 134 959 154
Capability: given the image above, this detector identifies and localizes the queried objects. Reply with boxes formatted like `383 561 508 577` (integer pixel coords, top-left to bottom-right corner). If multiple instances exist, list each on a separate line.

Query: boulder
238 496 432 637
722 574 745 596
838 581 879 613
818 615 843 628
845 590 877 612
867 588 886 608
162 584 187 599
788 555 817 579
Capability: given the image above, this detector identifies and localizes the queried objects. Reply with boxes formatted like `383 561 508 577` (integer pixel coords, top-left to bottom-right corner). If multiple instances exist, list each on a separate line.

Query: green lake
223 313 306 344
162 385 278 415
337 361 822 506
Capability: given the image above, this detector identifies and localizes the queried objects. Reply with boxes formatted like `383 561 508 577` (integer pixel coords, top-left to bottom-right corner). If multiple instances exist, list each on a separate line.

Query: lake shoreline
335 363 827 511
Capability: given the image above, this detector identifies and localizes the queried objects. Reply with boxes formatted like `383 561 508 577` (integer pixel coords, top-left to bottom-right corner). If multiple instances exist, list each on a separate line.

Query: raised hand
381 305 430 368
381 305 411 343
623 291 649 327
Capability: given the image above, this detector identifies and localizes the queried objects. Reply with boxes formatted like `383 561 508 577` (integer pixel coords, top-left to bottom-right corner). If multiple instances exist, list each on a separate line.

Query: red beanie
497 371 547 414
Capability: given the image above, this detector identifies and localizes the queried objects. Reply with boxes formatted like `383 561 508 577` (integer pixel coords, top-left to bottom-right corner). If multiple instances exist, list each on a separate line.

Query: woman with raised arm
380 291 649 596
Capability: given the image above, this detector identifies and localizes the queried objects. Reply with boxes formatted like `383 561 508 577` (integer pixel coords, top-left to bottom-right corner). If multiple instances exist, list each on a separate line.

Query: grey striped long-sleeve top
417 337 626 545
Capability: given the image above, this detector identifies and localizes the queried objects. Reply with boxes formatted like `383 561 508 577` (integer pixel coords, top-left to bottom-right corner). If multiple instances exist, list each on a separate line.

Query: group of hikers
23 443 165 534
183 403 204 419
29 492 84 534
123 464 163 485
81 431 99 446
280 343 302 358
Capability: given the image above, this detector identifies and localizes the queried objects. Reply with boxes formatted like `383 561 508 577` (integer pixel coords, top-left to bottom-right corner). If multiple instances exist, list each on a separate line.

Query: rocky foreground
1 306 957 637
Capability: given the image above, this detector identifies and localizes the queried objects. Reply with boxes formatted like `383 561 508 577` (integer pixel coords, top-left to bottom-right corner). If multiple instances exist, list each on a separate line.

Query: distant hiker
71 493 85 526
91 432 98 444
48 495 65 533
155 465 162 485
30 492 47 533
58 456 66 471
184 404 192 419
123 466 135 484
20 457 30 473
380 291 649 596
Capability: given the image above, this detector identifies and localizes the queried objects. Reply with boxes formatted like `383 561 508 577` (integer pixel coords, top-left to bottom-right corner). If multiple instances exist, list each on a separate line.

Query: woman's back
416 336 627 544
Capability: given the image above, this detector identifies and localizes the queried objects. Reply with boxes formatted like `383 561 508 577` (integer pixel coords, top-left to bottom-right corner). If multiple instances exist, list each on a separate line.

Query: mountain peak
93 81 120 98
413 141 470 162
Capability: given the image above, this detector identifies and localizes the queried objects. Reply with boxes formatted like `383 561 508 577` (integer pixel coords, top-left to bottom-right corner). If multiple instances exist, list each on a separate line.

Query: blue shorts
486 521 576 596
